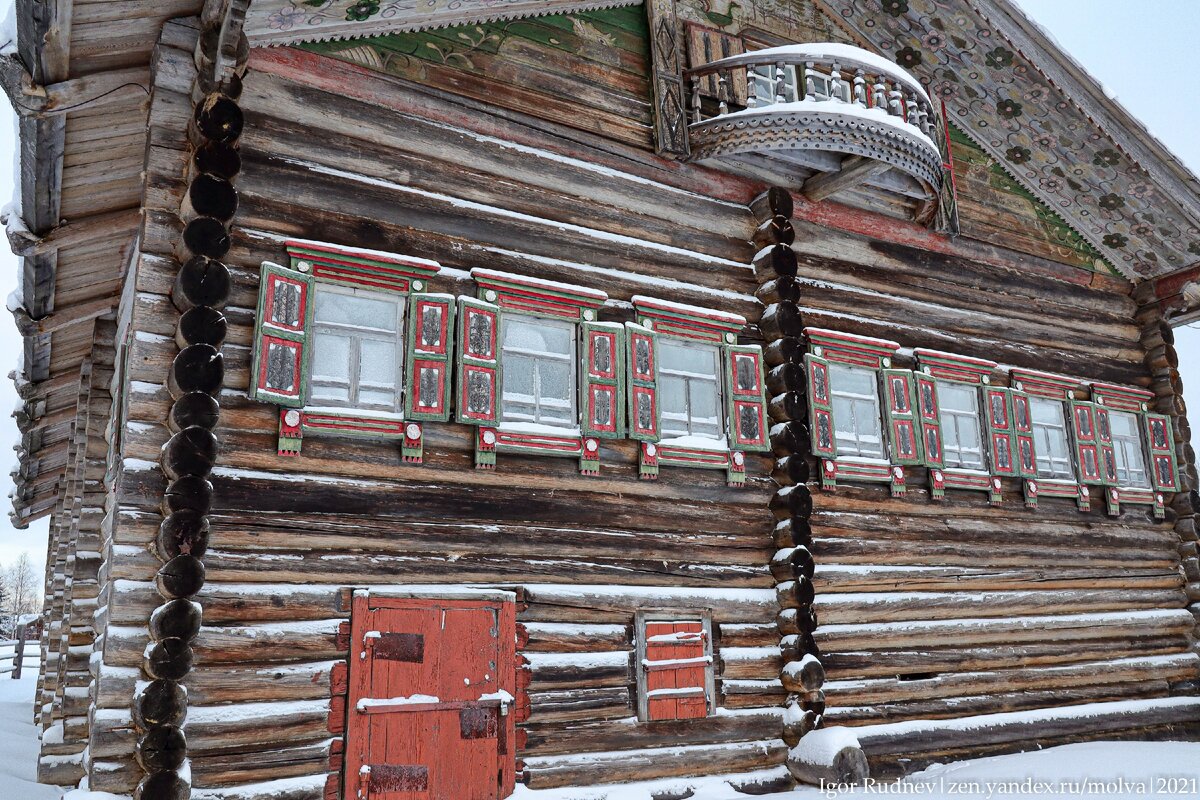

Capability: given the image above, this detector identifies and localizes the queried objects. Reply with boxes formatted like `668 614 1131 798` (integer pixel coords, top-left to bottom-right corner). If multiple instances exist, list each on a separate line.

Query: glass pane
359 389 396 407
1030 398 1064 426
359 339 397 389
833 396 855 437
938 383 975 413
660 375 687 417
503 355 536 403
312 332 351 382
315 290 398 331
1110 411 1138 438
505 317 572 355
690 380 720 424
311 384 350 403
538 360 573 403
942 413 961 451
830 364 875 396
660 341 718 377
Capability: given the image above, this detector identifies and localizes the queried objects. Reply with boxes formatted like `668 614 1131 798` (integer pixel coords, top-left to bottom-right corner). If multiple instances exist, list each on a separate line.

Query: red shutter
984 388 1017 477
726 345 770 452
1093 405 1118 485
804 353 837 459
1145 413 1181 492
915 375 945 470
881 369 922 466
455 298 501 425
642 620 710 722
581 322 625 439
1010 389 1039 479
404 294 456 422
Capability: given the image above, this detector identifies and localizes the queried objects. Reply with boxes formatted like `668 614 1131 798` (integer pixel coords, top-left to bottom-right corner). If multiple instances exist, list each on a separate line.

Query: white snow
790 725 861 766
741 43 931 103
357 694 439 711
631 295 747 326
0 3 17 57
719 97 937 151
0 671 68 799
286 236 442 272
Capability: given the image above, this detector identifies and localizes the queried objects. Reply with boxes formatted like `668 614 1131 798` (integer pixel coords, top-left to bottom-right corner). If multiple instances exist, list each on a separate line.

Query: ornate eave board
815 0 1200 279
246 0 643 45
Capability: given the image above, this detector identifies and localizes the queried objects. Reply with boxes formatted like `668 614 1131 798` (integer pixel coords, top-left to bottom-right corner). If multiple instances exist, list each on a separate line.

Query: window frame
634 609 715 723
308 282 408 416
1029 396 1075 481
934 379 987 471
1108 408 1151 489
657 337 725 444
827 362 887 461
497 312 580 432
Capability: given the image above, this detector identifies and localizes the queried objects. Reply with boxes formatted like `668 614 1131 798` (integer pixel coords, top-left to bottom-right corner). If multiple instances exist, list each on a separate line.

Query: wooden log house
5 0 1200 797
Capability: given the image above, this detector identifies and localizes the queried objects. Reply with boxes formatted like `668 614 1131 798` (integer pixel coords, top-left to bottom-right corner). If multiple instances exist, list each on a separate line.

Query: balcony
685 43 953 226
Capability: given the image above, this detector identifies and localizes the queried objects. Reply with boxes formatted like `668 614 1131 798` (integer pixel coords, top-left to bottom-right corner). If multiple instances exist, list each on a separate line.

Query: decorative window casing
913 349 1005 502
1088 383 1177 517
248 239 452 463
635 611 715 722
805 328 915 496
625 296 770 486
1009 369 1089 511
455 269 621 475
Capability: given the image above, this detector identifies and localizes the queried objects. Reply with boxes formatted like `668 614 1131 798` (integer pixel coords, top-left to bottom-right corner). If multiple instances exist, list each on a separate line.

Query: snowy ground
1 670 1197 800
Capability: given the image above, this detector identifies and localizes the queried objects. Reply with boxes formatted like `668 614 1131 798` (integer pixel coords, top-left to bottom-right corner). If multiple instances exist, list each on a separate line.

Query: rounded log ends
183 216 232 260
150 598 204 643
157 511 211 561
775 577 816 610
770 420 811 458
781 655 826 693
187 174 239 222
767 362 806 396
143 638 195 682
759 301 803 340
773 517 813 549
770 484 813 521
172 256 232 311
768 186 794 218
161 426 219 481
162 475 214 517
788 739 869 788
195 142 241 180
752 245 799 283
134 768 192 800
136 725 188 772
782 704 818 747
176 305 229 350
777 607 819 636
801 688 826 716
768 391 810 424
170 391 221 433
156 554 207 600
770 546 815 582
194 93 244 144
168 344 225 399
132 679 188 730
753 216 797 249
771 455 811 487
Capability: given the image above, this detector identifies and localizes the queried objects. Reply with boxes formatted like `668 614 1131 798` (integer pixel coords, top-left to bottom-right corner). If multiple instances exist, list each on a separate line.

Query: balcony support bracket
802 155 892 202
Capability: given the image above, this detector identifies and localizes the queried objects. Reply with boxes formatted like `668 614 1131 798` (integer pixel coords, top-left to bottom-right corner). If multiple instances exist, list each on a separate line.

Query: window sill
303 405 406 422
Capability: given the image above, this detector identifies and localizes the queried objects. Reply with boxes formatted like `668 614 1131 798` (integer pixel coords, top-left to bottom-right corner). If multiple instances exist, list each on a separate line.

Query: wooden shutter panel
881 369 922 466
915 375 944 469
643 621 709 722
626 323 661 442
725 344 770 452
455 297 501 426
1070 401 1104 485
1010 389 1039 479
403 294 456 422
581 322 625 440
1145 413 1181 491
804 353 837 459
1093 405 1118 485
249 261 313 408
984 388 1018 477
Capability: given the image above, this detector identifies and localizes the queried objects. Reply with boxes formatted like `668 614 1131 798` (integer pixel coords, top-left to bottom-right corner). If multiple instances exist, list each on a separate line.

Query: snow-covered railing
0 619 39 679
683 43 948 204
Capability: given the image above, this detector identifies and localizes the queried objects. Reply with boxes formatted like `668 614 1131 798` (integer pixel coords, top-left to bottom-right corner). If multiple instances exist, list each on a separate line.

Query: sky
0 1 1197 579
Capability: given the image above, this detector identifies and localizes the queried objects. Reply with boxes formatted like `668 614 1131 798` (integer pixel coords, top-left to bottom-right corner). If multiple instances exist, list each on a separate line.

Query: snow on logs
749 188 848 783
137 13 248 799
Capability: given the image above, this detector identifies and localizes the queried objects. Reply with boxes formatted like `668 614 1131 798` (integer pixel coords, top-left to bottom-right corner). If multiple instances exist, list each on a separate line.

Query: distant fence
1 618 42 679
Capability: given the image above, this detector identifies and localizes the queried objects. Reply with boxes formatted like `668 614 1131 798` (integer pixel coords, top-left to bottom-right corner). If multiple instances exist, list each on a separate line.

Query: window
635 613 714 722
658 340 723 441
829 363 885 459
1030 397 1073 479
751 64 799 104
310 285 405 412
1109 410 1150 487
500 315 577 428
936 381 985 470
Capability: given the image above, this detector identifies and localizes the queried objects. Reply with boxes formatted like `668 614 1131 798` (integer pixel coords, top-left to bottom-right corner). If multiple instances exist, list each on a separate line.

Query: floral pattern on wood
818 0 1200 278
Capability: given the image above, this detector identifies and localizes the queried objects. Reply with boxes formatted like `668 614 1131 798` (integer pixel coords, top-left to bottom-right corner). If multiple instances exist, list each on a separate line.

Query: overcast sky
0 1 1197 578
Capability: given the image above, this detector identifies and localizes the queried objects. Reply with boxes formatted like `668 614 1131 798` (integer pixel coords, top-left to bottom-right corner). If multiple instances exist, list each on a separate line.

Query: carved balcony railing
685 43 956 228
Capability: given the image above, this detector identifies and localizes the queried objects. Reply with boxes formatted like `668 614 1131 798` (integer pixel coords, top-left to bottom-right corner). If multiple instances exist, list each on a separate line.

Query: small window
658 340 723 441
1109 410 1150 488
936 381 985 470
829 363 884 459
750 64 799 104
801 64 852 102
636 613 714 722
1030 398 1073 479
500 315 577 428
310 285 405 412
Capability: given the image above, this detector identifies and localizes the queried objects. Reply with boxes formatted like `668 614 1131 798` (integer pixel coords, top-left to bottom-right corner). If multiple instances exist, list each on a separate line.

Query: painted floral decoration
922 31 945 50
1188 242 1200 256
1098 193 1125 211
881 0 909 17
1103 233 1128 248
895 46 922 68
346 0 380 21
984 46 1014 69
268 6 307 30
1005 146 1031 164
997 98 1023 119
1093 148 1121 167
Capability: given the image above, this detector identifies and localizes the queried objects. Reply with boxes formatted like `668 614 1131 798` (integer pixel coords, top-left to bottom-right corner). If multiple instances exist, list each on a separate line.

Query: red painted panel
644 621 708 722
346 595 516 799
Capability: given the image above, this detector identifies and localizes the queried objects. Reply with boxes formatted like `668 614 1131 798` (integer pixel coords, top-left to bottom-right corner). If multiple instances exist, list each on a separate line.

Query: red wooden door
345 592 516 800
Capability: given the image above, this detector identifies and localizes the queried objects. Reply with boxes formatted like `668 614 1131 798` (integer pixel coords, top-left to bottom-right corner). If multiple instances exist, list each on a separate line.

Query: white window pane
660 341 718 377
315 291 398 331
505 318 573 355
938 383 975 413
359 339 397 389
1030 398 1065 426
690 381 720 422
502 355 535 402
312 333 351 382
1110 411 1138 437
942 414 962 451
539 360 573 403
830 364 875 396
359 389 397 407
312 385 350 403
833 396 856 437
660 375 688 417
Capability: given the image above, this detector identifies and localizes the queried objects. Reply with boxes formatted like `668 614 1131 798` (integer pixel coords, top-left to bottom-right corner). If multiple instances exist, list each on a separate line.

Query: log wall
72 8 1200 799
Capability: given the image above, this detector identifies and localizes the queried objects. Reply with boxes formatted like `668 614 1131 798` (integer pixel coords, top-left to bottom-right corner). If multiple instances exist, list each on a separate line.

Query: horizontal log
522 709 780 757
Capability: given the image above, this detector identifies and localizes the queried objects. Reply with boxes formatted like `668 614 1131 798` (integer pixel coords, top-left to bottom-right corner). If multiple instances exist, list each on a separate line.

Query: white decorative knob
485 290 498 302
585 439 598 453
645 443 657 457
583 310 594 321
732 452 745 466
482 430 496 445
284 410 301 427
412 280 424 292
296 260 311 273
405 423 421 440
932 470 943 482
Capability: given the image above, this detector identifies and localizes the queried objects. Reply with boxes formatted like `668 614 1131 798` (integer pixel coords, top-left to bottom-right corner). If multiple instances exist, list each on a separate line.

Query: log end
787 727 870 787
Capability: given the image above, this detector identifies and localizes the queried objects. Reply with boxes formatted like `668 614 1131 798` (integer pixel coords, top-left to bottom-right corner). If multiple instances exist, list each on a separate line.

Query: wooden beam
11 295 119 337
7 207 141 258
0 58 150 118
802 156 894 202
